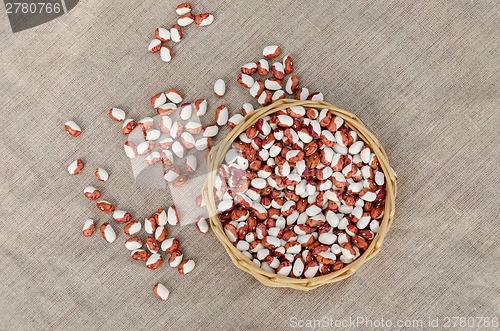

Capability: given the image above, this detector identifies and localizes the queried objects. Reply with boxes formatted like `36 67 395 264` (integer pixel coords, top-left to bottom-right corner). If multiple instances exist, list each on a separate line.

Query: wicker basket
202 99 397 291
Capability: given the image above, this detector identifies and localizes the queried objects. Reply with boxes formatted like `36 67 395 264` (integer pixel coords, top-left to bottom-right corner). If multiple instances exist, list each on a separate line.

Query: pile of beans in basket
213 107 387 278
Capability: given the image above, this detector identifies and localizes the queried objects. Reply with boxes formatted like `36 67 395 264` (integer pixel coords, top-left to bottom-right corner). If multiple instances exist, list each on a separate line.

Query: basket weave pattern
203 99 397 290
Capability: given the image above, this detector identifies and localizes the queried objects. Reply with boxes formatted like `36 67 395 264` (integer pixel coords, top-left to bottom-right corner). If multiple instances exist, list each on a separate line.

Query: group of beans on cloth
64 2 219 302
148 2 214 62
66 105 200 302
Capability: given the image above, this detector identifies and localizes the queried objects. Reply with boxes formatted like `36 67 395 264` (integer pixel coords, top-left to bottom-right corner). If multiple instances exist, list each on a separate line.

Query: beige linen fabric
0 0 499 330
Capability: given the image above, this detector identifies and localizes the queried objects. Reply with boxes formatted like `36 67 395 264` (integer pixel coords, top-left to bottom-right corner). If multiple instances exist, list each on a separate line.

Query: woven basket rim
203 99 397 291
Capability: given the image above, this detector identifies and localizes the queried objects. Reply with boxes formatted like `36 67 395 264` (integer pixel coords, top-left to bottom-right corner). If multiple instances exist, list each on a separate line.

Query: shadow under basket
202 99 397 291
